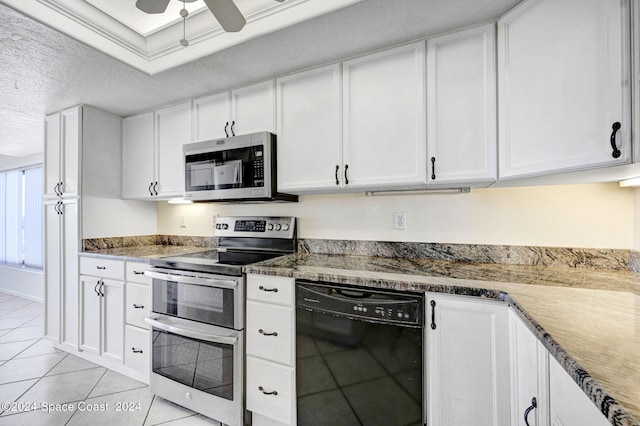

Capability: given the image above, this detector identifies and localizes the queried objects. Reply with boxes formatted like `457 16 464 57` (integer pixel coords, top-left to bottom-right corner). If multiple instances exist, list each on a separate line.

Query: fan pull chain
180 0 189 46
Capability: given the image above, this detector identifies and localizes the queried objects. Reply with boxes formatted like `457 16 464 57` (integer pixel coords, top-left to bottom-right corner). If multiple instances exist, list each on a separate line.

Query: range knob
275 224 282 231
223 224 229 230
282 224 290 231
267 223 274 231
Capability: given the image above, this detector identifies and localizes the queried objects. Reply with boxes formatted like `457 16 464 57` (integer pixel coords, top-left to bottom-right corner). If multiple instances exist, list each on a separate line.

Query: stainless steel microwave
183 132 297 202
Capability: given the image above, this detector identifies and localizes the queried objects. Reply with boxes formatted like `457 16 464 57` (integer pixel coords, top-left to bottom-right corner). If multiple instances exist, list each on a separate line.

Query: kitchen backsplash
83 235 640 273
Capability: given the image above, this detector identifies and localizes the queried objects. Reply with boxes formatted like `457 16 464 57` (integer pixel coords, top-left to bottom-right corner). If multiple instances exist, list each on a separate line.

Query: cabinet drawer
126 283 150 328
247 275 295 306
126 261 150 285
80 256 124 280
246 301 294 365
125 325 149 378
247 356 295 425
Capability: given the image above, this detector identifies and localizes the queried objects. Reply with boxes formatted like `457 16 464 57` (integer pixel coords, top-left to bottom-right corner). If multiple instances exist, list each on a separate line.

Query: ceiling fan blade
136 0 171 14
202 0 246 32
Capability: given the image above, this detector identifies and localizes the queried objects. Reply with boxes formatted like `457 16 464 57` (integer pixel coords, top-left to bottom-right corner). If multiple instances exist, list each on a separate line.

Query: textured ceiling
0 0 521 157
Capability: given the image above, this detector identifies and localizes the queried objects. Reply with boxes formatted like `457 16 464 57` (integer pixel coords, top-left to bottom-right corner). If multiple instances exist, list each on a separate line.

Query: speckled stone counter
80 245 210 262
244 253 640 426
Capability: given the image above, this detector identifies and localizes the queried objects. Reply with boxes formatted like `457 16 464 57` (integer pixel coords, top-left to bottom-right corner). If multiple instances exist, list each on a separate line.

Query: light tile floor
0 291 220 426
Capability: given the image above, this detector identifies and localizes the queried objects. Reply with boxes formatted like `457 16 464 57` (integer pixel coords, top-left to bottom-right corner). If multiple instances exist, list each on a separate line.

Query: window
0 165 43 269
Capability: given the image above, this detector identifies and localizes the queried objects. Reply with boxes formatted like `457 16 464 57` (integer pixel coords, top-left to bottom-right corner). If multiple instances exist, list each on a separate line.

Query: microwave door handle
145 317 238 345
144 270 239 289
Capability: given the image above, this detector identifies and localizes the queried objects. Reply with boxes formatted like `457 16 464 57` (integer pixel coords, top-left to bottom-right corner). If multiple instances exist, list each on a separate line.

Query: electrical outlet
393 211 407 230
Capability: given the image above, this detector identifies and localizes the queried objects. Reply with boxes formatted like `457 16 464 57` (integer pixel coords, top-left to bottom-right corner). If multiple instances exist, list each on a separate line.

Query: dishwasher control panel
297 281 424 327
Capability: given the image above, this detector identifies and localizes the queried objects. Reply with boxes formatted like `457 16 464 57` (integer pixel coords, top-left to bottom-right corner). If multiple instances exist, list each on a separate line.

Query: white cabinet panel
122 112 155 199
498 0 630 179
246 274 295 306
427 24 497 187
343 41 427 189
126 282 149 329
231 80 276 135
44 202 61 341
125 261 150 285
61 107 81 197
155 102 192 197
80 256 125 281
247 356 296 425
549 355 610 426
44 114 61 199
61 200 79 349
125 325 149 378
193 92 231 142
102 279 124 363
246 301 294 365
276 64 342 193
427 294 510 426
79 275 102 355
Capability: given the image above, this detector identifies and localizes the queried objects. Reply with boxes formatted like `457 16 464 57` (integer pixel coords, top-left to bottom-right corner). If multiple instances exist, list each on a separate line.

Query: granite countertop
80 245 211 262
244 253 640 426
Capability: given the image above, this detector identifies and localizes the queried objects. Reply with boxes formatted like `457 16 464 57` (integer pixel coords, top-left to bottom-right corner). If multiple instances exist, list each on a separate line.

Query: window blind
24 167 43 269
4 170 22 265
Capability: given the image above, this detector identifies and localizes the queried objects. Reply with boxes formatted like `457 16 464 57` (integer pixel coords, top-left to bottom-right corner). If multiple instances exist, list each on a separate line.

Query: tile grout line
64 367 110 426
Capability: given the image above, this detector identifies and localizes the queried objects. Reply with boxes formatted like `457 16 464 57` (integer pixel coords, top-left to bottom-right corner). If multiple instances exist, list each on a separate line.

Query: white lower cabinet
123 260 151 382
124 324 149 375
549 356 610 426
426 294 511 426
245 274 296 426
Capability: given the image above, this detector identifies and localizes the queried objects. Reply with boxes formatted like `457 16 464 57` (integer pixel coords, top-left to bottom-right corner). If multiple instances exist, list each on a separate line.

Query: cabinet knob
610 122 622 158
258 329 278 337
258 386 278 396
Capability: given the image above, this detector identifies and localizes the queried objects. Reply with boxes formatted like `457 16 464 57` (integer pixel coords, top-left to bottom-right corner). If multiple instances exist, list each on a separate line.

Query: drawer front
126 261 150 285
247 301 294 365
80 256 124 280
126 282 150 328
247 274 295 306
247 356 295 425
125 325 149 377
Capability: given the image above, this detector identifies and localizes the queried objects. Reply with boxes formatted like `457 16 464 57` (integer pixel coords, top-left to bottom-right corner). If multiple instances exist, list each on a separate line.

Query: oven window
153 280 235 328
152 328 234 401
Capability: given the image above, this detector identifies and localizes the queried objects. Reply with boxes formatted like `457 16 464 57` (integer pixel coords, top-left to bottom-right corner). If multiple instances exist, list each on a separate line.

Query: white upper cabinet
45 107 81 199
122 112 155 199
193 80 275 142
276 64 343 193
427 294 511 426
155 102 191 197
427 24 497 188
498 0 631 179
343 41 427 190
122 101 191 200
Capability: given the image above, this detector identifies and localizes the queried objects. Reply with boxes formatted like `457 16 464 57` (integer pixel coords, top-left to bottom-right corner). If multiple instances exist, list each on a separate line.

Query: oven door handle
144 317 238 345
144 270 238 289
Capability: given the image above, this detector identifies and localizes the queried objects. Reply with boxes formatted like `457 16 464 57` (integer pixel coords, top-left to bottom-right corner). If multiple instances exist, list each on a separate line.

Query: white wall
157 183 636 250
82 197 158 238
0 265 44 302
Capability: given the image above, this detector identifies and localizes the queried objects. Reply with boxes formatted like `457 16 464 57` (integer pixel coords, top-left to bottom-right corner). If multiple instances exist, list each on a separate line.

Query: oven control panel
215 216 296 239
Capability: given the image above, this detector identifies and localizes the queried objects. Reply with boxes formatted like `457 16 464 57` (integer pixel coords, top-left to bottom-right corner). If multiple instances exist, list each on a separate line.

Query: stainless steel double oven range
145 216 296 426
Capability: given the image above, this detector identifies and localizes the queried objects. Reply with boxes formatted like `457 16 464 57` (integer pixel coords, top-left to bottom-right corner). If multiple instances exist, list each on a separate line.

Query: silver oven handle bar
144 270 238 289
144 317 238 345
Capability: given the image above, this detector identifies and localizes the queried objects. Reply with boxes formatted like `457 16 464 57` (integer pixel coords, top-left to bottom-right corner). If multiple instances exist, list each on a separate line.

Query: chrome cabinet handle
258 286 278 293
259 329 278 337
430 300 437 330
344 164 349 185
335 165 340 185
224 121 229 137
431 157 436 180
131 347 143 354
258 386 278 396
230 120 236 137
610 122 621 158
133 304 144 309
524 397 537 426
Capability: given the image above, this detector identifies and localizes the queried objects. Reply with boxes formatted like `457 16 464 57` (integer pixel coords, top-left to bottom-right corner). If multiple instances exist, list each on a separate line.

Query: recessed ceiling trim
0 0 364 74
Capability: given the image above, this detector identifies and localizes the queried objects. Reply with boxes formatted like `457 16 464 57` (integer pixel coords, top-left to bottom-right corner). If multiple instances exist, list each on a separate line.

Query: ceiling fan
135 0 285 33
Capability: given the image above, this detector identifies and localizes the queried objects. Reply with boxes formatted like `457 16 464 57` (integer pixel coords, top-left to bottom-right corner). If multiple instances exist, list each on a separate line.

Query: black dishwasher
296 281 425 426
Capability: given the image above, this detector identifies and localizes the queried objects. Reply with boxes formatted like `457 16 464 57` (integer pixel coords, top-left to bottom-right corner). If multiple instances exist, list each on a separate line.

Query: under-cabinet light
619 177 640 188
365 188 471 196
167 198 193 204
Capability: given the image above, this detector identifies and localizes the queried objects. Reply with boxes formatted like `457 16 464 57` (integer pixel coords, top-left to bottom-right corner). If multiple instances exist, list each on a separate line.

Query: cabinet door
155 102 192 197
427 24 497 187
343 42 427 189
122 112 155 199
60 200 79 350
510 310 549 426
125 325 149 379
60 106 81 197
44 114 61 199
44 202 61 341
498 0 630 179
102 279 124 363
246 301 295 365
231 80 276 135
246 356 296 425
549 356 610 426
276 64 343 193
79 275 102 355
427 294 510 426
193 92 231 142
